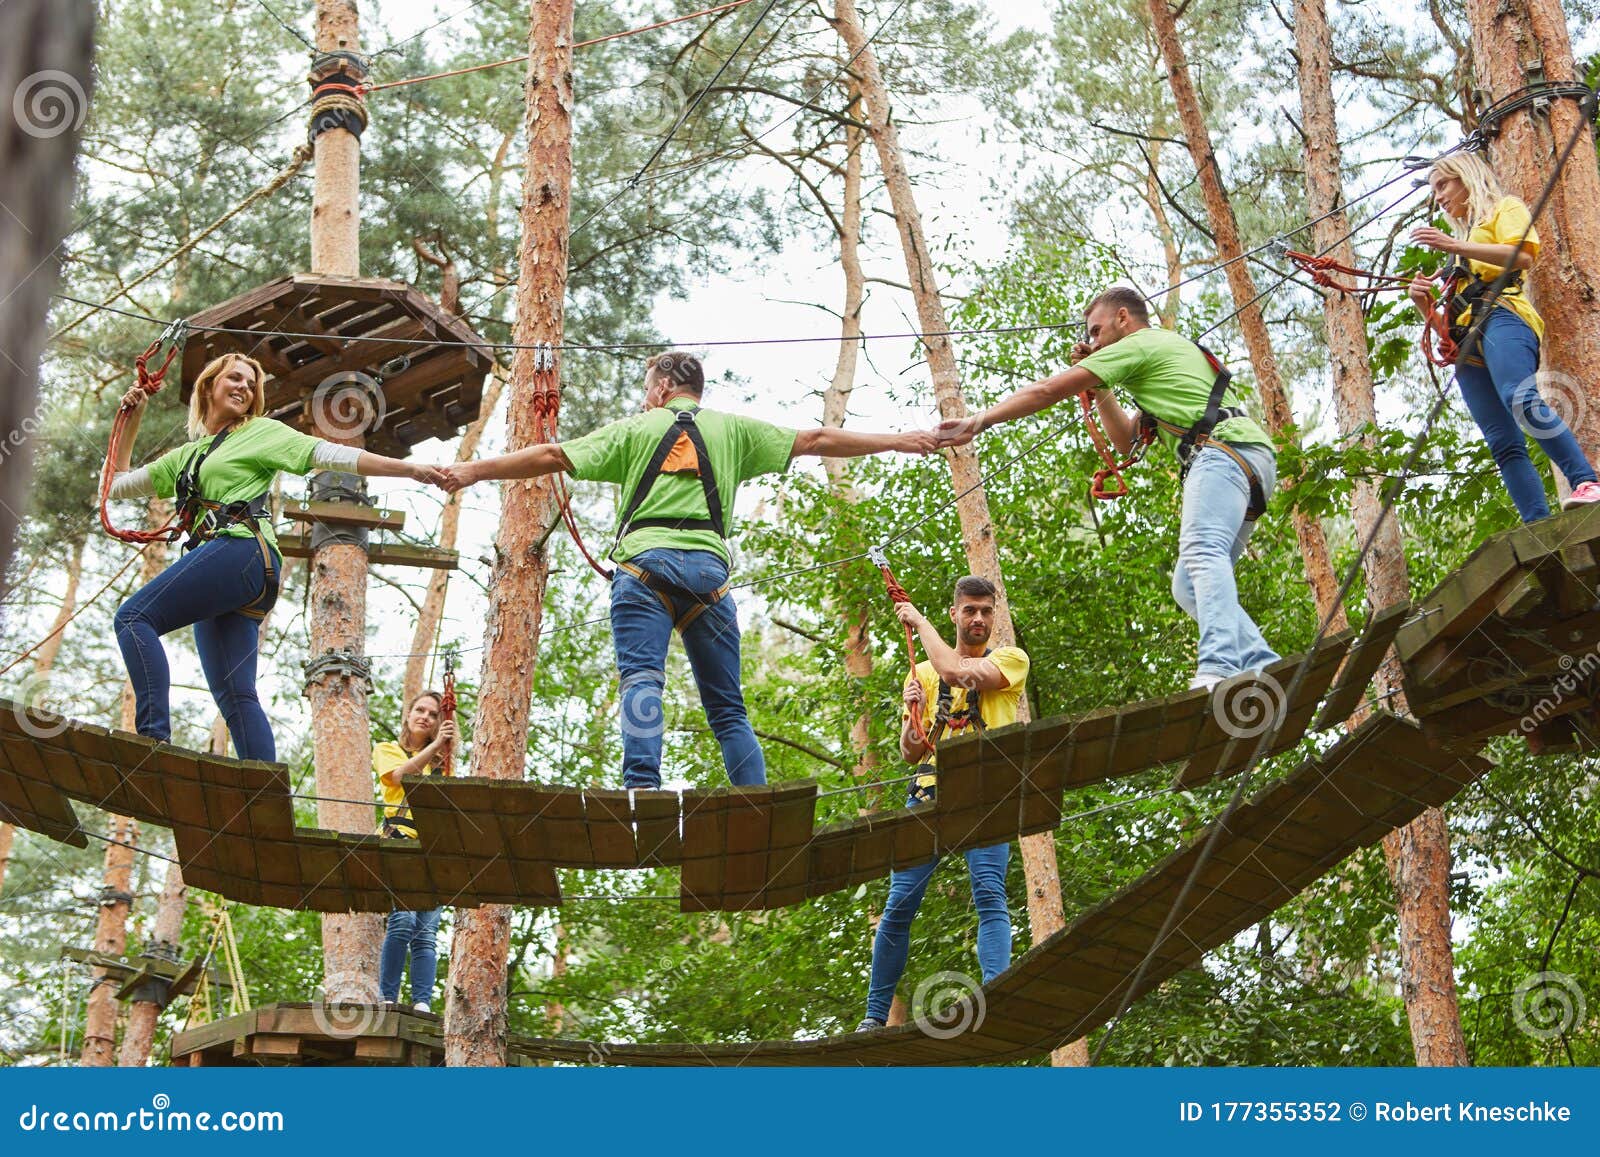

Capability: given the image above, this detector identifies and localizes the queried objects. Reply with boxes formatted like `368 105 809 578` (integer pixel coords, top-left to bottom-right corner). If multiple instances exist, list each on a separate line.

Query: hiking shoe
1562 481 1600 509
413 1002 430 1014
855 1017 886 1033
1188 673 1222 692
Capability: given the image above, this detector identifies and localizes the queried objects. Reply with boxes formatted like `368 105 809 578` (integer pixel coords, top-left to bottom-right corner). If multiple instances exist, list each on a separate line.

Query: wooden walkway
7 507 1600 1063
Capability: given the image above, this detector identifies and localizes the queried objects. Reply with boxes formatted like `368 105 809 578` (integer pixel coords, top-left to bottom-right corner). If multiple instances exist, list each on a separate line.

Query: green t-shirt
145 417 322 550
561 397 797 565
1076 327 1274 453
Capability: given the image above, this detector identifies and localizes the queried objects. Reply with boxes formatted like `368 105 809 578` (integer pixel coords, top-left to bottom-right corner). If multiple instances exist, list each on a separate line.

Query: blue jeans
114 535 279 761
1172 442 1280 679
1455 307 1595 522
610 548 765 789
865 836 1012 1023
379 907 441 1006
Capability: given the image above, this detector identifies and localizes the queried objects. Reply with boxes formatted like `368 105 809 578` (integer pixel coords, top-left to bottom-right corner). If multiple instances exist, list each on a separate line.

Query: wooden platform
179 273 495 459
1395 503 1600 751
171 1004 460 1067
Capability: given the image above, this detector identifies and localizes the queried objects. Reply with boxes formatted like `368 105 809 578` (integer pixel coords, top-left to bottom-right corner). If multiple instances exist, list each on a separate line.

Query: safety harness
1425 259 1530 368
610 406 731 632
170 429 279 620
1086 341 1268 521
910 660 989 805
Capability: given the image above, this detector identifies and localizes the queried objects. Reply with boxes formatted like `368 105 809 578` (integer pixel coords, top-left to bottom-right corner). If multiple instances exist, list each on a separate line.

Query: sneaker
1188 673 1222 692
855 1017 886 1033
413 1002 430 1014
1562 481 1600 509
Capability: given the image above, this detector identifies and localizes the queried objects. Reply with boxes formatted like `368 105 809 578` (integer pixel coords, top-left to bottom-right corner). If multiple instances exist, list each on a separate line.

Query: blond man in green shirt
439 351 936 788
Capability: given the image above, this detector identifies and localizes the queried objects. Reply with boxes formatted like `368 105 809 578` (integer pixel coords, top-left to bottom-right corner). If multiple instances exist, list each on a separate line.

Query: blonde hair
1428 152 1507 236
187 352 266 438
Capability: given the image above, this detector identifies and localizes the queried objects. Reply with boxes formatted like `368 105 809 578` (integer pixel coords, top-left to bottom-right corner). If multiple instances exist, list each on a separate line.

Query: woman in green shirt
107 352 442 761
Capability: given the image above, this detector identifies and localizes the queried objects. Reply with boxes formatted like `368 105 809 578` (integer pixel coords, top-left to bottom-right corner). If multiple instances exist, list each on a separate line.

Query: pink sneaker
1562 481 1600 509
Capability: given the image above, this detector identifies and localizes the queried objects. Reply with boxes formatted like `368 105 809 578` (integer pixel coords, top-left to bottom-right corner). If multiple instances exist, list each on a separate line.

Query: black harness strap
1445 259 1528 357
910 653 991 804
1138 342 1269 522
174 430 279 618
613 408 725 548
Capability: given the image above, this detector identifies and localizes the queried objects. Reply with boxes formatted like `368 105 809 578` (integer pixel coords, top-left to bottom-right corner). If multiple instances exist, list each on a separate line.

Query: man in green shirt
936 287 1279 687
439 351 937 787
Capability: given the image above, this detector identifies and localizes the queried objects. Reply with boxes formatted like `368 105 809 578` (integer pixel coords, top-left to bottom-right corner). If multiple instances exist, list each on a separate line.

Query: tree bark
30 534 88 676
0 823 12 899
306 0 383 999
445 0 575 1068
0 0 93 588
1294 0 1466 1067
79 814 137 1066
118 860 186 1067
832 0 1081 1066
1146 0 1344 630
1463 0 1600 471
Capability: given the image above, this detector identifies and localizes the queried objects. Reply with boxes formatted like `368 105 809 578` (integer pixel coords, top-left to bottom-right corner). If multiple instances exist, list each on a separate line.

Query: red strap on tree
531 342 614 580
870 546 932 749
437 650 458 778
99 324 191 545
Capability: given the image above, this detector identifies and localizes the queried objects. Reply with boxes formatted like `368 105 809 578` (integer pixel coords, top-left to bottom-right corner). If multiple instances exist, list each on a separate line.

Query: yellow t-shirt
1453 196 1543 343
373 740 441 839
903 646 1030 790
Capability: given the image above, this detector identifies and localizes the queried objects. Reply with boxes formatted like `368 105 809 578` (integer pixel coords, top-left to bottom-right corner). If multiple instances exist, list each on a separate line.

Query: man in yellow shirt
857 575 1028 1032
372 691 455 1011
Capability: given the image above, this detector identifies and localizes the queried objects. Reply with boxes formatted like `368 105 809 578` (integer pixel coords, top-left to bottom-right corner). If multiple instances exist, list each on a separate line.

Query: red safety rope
1079 391 1153 501
869 547 932 749
99 325 192 544
1281 249 1418 294
437 652 458 778
531 345 615 580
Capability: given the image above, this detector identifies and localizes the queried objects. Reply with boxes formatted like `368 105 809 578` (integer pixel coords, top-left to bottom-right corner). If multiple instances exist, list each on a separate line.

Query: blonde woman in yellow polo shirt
1408 152 1600 522
372 691 454 1010
857 576 1026 1032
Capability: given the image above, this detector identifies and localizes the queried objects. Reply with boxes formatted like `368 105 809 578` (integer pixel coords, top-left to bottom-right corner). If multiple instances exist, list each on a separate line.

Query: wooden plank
1313 601 1410 730
582 790 640 866
281 499 406 531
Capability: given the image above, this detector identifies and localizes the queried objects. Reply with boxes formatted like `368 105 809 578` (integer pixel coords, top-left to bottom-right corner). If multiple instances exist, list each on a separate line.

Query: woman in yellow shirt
1408 152 1600 522
373 691 455 1011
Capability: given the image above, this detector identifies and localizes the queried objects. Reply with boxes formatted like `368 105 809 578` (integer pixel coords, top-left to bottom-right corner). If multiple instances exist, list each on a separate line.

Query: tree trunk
1463 0 1600 471
0 0 93 588
0 823 13 903
445 0 575 1068
1138 139 1184 330
31 534 88 676
305 0 382 999
79 814 137 1066
403 367 508 705
1294 0 1466 1067
1146 0 1344 629
117 860 186 1067
832 0 1080 1066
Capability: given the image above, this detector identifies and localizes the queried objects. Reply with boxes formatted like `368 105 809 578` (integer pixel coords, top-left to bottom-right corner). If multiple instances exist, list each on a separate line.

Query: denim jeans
1171 442 1280 679
610 548 766 789
114 535 279 761
379 907 441 1006
865 836 1012 1023
1455 307 1596 522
